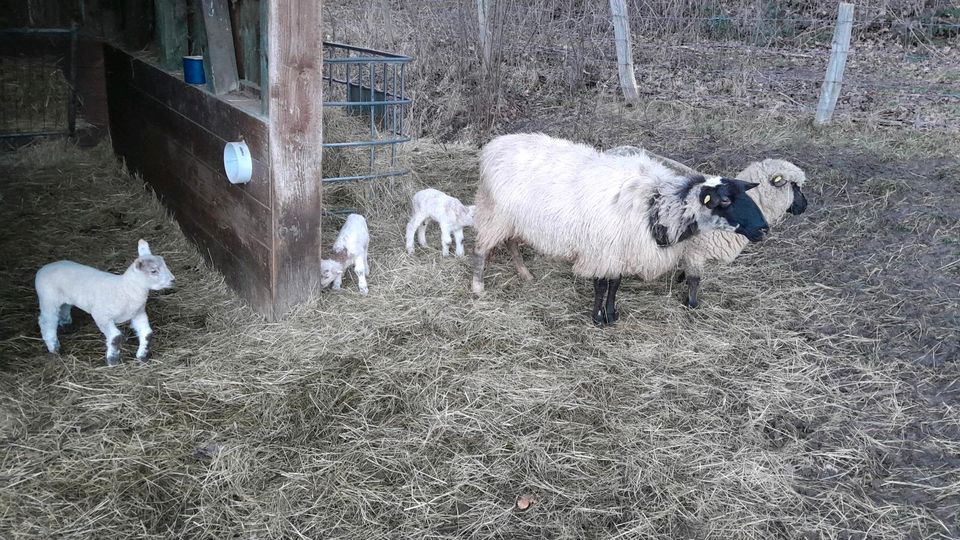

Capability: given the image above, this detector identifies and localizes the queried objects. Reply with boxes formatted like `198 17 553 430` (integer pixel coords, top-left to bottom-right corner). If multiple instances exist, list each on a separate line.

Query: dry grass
1 105 958 539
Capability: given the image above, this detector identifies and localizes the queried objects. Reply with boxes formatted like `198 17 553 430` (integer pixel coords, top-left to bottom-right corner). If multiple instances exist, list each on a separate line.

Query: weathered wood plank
240 0 262 86
267 0 324 318
815 2 854 125
106 47 269 163
104 44 275 313
154 0 188 71
200 0 240 94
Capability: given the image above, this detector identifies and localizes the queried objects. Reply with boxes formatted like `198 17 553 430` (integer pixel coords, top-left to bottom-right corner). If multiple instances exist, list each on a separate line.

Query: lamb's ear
138 239 152 256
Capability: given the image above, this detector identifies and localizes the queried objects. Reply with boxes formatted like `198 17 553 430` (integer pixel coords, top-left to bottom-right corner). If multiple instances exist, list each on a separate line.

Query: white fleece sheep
35 239 175 366
405 188 476 257
471 133 769 324
320 213 370 295
607 146 809 307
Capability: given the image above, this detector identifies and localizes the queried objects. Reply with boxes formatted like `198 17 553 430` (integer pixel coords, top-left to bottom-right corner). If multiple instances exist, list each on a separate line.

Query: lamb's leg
453 228 465 258
94 316 123 366
405 214 424 255
592 278 609 326
604 276 621 324
686 274 701 309
439 222 452 257
508 239 534 281
354 257 369 295
417 222 428 247
38 302 61 354
333 274 343 290
129 312 153 362
58 304 75 333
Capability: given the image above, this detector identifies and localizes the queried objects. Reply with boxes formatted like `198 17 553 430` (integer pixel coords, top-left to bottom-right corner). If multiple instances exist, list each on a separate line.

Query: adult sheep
605 146 809 307
471 133 770 325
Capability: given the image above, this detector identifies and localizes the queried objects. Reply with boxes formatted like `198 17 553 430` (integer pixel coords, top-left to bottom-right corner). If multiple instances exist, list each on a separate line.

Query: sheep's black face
701 178 770 243
788 183 808 215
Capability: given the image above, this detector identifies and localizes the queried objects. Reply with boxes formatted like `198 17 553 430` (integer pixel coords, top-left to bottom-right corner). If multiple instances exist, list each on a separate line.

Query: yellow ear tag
703 194 711 204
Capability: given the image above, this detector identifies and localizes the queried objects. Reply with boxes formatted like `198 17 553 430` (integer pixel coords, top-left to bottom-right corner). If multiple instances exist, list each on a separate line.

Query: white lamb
471 133 770 325
35 239 175 366
405 188 476 257
607 146 809 307
320 213 370 295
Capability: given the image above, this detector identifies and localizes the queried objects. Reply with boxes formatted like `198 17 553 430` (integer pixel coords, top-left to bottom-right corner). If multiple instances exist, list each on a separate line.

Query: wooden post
200 0 240 94
815 2 854 124
609 0 640 103
266 0 324 318
476 0 492 71
259 0 268 114
154 0 188 71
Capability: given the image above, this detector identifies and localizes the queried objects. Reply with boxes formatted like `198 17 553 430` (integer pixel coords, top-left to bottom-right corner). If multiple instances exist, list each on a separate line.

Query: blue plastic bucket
183 55 205 84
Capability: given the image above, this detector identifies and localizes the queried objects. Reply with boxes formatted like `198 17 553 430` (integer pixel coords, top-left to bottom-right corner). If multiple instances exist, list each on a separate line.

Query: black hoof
686 299 699 309
606 308 618 324
136 355 150 363
591 307 618 326
106 355 121 367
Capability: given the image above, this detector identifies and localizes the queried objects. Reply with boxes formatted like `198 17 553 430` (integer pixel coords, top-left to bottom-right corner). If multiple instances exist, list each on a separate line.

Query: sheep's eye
770 175 786 186
150 269 158 275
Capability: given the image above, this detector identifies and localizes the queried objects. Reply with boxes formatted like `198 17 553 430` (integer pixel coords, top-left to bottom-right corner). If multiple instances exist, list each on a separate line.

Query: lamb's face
699 177 769 243
745 160 809 227
320 259 343 288
135 256 176 290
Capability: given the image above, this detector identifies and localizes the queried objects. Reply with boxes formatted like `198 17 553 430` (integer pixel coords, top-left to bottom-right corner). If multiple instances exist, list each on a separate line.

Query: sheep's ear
138 239 152 256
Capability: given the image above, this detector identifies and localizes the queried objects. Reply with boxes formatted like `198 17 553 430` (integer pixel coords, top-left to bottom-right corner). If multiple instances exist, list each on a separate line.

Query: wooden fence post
154 0 188 71
609 0 639 103
477 0 493 71
815 2 854 124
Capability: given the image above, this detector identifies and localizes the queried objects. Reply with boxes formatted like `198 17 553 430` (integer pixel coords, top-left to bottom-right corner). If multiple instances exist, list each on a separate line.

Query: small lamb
35 239 175 366
320 213 370 295
405 188 476 257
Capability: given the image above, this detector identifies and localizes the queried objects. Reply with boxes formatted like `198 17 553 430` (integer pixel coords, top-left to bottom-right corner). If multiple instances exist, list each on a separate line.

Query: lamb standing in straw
35 239 175 366
405 188 476 257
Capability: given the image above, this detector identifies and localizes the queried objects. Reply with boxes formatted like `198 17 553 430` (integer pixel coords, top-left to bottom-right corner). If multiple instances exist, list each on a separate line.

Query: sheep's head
320 259 344 288
695 176 769 243
461 204 477 227
739 159 808 226
133 239 176 290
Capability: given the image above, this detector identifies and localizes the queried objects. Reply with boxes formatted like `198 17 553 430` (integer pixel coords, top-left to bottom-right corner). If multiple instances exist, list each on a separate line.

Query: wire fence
324 0 959 136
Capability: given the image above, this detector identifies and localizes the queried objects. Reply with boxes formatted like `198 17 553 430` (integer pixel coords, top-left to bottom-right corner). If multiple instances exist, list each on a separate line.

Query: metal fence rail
322 41 413 183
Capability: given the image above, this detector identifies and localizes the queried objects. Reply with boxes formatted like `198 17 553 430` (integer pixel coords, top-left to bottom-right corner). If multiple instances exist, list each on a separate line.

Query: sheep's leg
129 311 153 362
417 222 428 247
94 316 123 366
354 258 369 295
453 228 465 258
592 278 609 326
332 273 343 290
38 302 61 354
58 304 75 332
508 239 534 281
686 274 701 309
471 250 487 294
405 214 425 255
439 222 452 257
604 276 621 324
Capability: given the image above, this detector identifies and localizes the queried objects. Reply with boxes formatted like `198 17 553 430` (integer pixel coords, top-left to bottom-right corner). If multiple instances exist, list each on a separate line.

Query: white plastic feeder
223 141 252 184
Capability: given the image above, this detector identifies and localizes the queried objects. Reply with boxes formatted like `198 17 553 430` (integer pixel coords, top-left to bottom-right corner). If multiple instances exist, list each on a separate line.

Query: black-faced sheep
471 133 770 325
607 146 809 307
321 213 370 295
35 239 175 366
405 188 476 257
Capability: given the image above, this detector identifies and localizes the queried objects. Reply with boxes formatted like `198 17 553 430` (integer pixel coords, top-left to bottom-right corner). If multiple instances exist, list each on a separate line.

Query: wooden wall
103 44 277 316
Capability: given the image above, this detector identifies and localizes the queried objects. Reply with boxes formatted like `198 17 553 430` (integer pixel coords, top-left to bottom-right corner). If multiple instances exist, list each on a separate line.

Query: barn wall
103 44 276 315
